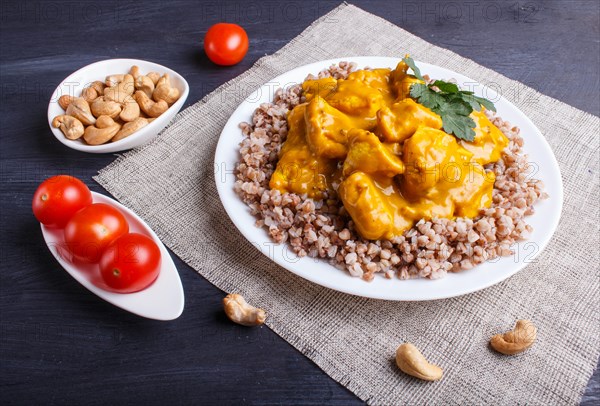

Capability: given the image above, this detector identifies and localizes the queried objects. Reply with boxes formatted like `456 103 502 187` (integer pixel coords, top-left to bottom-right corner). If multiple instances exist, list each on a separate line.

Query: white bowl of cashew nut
47 59 189 153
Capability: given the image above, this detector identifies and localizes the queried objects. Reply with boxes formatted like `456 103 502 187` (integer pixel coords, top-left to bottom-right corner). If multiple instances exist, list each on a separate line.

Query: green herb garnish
402 56 496 142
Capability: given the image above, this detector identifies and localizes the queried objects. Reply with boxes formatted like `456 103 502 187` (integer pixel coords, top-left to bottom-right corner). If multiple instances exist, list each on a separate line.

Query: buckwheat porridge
234 58 547 281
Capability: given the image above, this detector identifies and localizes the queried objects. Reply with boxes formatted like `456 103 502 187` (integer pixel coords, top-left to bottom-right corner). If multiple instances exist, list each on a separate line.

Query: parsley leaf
402 56 497 141
472 95 496 112
410 84 445 109
437 102 476 141
459 93 483 112
402 56 425 82
431 80 459 94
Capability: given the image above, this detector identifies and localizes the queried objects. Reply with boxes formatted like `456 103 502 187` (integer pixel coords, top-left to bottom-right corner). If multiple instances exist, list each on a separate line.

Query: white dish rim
41 191 185 320
214 56 564 301
47 58 189 154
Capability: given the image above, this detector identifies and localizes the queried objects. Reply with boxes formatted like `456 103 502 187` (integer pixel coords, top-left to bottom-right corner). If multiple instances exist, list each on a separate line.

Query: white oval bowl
215 56 564 301
41 192 185 320
47 58 189 153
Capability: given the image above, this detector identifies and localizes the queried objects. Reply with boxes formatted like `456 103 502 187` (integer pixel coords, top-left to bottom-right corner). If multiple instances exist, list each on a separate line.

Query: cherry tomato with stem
64 203 129 263
204 23 249 66
32 175 92 228
99 233 161 293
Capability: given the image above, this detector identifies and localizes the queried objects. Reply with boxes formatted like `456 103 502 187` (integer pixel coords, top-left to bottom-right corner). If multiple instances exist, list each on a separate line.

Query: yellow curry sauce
269 60 508 240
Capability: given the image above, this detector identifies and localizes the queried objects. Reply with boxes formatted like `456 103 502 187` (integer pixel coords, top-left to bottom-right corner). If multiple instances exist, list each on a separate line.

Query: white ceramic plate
47 58 189 153
214 56 563 301
41 192 185 320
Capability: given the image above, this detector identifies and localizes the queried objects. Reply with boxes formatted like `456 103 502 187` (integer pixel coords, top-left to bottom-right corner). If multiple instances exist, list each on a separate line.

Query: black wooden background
1 0 598 404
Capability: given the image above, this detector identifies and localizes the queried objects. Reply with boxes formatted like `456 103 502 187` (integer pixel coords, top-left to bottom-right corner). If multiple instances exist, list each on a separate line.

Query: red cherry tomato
204 23 248 66
99 233 161 293
64 203 129 263
32 175 92 228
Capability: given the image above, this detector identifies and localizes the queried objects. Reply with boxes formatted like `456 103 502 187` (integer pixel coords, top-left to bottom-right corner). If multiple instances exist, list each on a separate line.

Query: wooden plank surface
1 0 598 404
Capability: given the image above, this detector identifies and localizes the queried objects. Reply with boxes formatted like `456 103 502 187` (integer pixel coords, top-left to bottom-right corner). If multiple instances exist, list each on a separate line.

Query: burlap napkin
96 3 600 404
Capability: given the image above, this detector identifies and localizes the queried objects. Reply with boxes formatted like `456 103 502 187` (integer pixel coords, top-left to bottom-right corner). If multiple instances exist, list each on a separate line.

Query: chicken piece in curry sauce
269 60 508 240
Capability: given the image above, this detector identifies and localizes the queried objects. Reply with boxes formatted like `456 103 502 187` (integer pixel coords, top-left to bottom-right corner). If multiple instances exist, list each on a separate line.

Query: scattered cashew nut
490 320 537 355
65 97 96 126
223 294 266 327
113 117 149 142
83 115 121 145
134 90 168 117
153 74 180 105
58 95 74 110
395 343 443 381
52 115 84 140
91 97 122 119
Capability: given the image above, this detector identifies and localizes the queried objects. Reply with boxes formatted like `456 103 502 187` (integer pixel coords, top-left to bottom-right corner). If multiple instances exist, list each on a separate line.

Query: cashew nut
152 74 180 105
104 74 135 103
135 75 155 99
90 80 105 95
146 71 160 85
129 65 141 79
83 115 121 145
134 90 168 117
66 97 96 126
119 95 140 122
52 115 84 140
96 115 117 128
81 80 106 102
223 294 266 326
91 97 122 118
113 117 149 142
59 66 172 146
58 95 74 110
105 74 124 87
490 320 537 355
81 86 99 103
395 343 443 381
